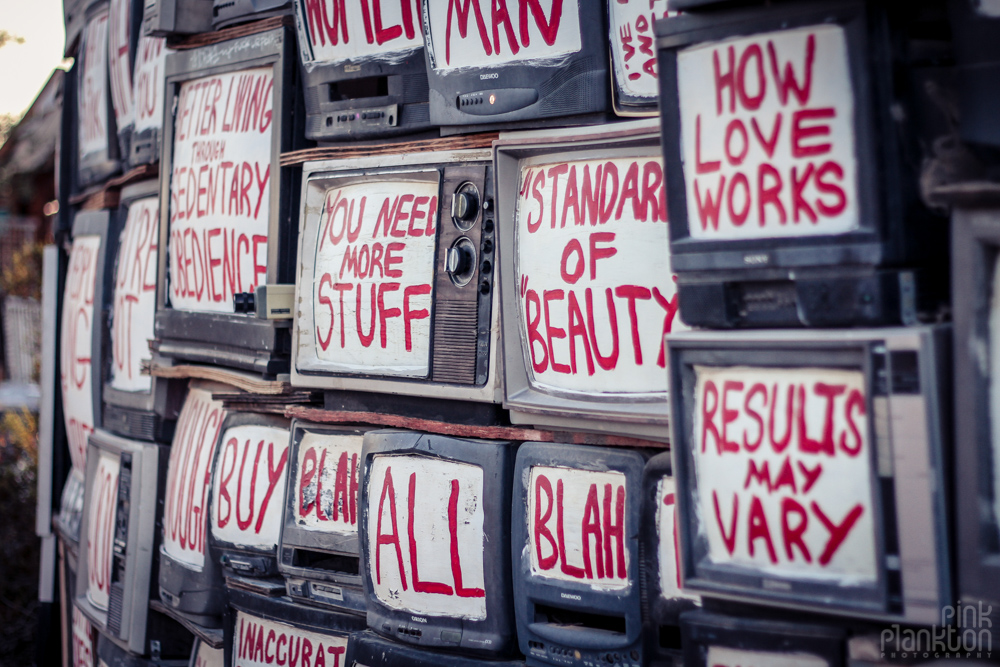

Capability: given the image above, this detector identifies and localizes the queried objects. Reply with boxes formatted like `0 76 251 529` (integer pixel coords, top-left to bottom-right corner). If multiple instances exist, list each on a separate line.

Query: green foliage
0 242 43 300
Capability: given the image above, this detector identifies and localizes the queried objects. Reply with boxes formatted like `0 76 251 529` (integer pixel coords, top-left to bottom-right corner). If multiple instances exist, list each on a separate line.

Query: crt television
359 431 518 657
495 119 684 442
292 0 432 141
103 180 186 442
75 428 193 657
278 420 373 616
71 600 97 667
57 467 88 549
159 382 230 628
62 210 120 478
512 442 648 667
666 326 952 625
109 0 142 167
78 3 122 189
96 629 191 667
65 0 88 56
344 630 527 667
419 0 610 130
213 0 291 31
131 33 173 165
608 0 674 116
190 638 225 667
292 147 501 421
655 0 950 328
142 0 213 37
155 27 305 376
641 451 701 667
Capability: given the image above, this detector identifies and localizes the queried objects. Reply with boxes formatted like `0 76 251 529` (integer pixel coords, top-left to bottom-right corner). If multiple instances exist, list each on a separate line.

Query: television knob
446 237 478 287
453 191 478 221
447 245 472 275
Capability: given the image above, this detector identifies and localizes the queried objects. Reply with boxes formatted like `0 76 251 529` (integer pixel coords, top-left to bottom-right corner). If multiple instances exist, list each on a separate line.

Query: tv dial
452 182 480 230
446 238 477 287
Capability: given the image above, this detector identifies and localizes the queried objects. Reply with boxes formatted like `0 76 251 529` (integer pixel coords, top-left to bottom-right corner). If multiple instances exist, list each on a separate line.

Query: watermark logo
881 603 993 660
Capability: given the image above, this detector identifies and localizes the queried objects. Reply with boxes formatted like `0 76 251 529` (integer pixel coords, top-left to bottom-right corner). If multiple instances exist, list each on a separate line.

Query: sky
0 0 68 117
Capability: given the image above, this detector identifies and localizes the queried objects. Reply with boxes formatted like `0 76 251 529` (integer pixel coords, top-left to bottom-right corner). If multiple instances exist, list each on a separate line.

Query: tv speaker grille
107 584 124 635
432 301 477 385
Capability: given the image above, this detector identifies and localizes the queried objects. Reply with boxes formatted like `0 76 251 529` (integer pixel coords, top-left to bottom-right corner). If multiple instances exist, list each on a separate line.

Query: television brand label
194 640 225 667
609 0 674 100
234 611 347 667
678 25 859 240
108 0 134 131
87 452 121 612
163 387 226 569
79 13 110 159
527 465 630 590
366 455 487 619
295 432 363 533
706 646 829 667
211 425 290 550
71 605 94 667
304 176 437 377
168 67 274 314
691 365 877 583
298 0 423 65
111 196 159 392
656 476 698 602
61 235 101 474
425 0 582 71
515 156 683 395
133 36 171 134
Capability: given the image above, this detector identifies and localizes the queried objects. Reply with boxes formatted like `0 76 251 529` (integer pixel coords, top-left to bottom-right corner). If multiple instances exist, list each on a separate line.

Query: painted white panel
526 465 630 590
163 387 227 570
608 0 675 101
110 196 159 392
691 365 878 583
297 0 422 65
678 25 859 240
233 611 348 667
108 0 134 131
514 155 684 396
303 175 437 376
294 432 363 534
167 67 274 313
79 13 110 160
211 425 290 550
133 36 171 134
86 452 120 613
425 0 582 71
656 476 699 603
194 640 225 667
61 235 102 475
366 455 487 619
707 645 830 667
71 605 95 667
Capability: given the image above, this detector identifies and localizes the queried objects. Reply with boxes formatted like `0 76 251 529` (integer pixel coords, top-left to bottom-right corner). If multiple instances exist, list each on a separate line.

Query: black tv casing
419 0 610 132
292 149 502 419
278 420 374 616
359 430 519 657
77 2 123 190
155 27 306 377
212 0 291 30
640 452 701 667
104 180 186 442
345 630 528 667
292 0 432 142
142 0 213 37
65 0 88 56
666 327 952 626
130 33 173 166
56 66 80 236
108 0 144 169
950 0 1000 148
223 587 366 667
97 629 191 667
512 442 648 667
656 0 951 328
608 1 673 116
56 467 88 550
680 610 845 667
951 196 1000 652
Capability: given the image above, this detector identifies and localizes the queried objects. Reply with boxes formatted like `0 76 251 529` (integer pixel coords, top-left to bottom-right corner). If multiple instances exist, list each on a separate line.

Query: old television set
951 198 1000 642
512 442 647 667
104 180 186 442
71 600 98 667
155 27 305 376
358 431 518 656
75 428 194 657
109 0 142 167
223 587 366 667
680 610 845 667
292 0 432 142
641 451 700 667
65 0 88 56
656 1 950 328
208 413 291 580
158 382 230 629
97 629 191 667
419 0 610 131
62 210 120 481
278 420 373 616
142 0 213 37
495 119 683 442
666 327 952 625
212 0 291 31
130 32 172 165
345 630 528 667
608 0 673 116
78 2 122 190
190 638 225 667
291 147 502 423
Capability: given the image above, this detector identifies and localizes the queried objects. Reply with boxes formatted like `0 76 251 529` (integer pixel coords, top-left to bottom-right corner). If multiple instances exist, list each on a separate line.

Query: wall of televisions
37 0 1000 665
